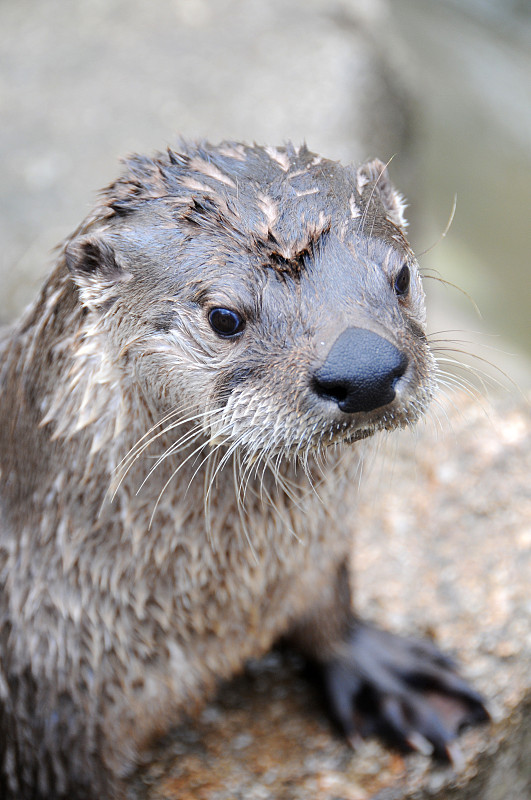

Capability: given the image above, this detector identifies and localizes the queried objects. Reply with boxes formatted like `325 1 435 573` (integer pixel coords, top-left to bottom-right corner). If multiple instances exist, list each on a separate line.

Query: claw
445 741 465 771
347 732 364 750
406 732 434 757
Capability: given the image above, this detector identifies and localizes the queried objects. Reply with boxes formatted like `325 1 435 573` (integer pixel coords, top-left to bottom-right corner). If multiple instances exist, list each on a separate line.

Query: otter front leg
289 562 489 760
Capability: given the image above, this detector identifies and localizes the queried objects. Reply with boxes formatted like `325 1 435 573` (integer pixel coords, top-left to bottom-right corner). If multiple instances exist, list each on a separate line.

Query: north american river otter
0 141 487 799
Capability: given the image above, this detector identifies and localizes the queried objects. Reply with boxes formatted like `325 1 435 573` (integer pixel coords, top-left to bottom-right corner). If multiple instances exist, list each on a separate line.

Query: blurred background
1 0 530 385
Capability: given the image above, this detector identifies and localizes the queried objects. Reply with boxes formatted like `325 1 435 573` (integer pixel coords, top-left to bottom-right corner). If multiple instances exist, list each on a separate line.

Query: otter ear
356 159 408 230
65 236 125 282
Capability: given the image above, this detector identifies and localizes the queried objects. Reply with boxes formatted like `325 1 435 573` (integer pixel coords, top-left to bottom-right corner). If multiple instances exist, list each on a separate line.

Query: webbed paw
324 623 489 762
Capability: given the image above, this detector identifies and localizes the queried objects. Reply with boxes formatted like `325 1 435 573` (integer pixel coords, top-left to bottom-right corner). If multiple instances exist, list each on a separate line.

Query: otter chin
0 141 487 799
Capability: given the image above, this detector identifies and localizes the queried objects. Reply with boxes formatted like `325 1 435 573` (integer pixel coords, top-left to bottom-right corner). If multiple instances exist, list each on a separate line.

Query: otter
0 141 487 799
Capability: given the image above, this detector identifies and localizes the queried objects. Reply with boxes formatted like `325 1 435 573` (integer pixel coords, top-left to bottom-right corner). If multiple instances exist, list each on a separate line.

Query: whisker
425 395 450 434
232 455 259 564
258 474 302 544
118 405 213 473
416 194 457 257
116 403 188 470
422 274 482 316
110 406 215 498
203 430 245 505
239 447 263 505
148 437 213 528
203 445 221 544
434 354 509 397
134 421 207 495
356 156 395 238
368 156 396 241
265 457 308 512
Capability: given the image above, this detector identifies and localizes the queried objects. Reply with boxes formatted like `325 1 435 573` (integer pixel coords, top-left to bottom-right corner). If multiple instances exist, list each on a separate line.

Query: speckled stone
127 390 531 799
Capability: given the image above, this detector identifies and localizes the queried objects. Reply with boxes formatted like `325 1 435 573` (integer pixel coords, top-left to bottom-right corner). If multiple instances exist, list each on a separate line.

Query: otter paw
324 623 489 762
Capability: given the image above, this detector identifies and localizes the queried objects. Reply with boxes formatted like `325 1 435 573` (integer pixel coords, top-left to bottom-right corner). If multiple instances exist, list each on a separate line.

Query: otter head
64 142 434 466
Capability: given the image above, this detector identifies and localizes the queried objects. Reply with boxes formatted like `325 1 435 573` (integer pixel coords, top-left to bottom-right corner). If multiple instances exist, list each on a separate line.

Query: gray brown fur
0 142 434 798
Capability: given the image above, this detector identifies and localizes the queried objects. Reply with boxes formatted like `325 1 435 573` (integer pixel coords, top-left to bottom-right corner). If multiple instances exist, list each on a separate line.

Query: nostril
312 378 349 405
312 327 409 414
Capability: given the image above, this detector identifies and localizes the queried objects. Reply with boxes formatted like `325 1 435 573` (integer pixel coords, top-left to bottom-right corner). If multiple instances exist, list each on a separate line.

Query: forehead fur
100 141 409 278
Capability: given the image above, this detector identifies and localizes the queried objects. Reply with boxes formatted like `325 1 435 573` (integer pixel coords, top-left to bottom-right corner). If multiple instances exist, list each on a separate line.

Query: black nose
312 327 408 413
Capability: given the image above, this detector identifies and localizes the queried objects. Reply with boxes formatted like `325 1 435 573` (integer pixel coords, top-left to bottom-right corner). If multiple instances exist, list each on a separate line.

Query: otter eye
208 307 245 338
394 264 410 297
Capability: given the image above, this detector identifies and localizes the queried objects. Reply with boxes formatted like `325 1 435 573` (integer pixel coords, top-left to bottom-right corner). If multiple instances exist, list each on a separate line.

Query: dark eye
394 263 410 297
208 307 245 338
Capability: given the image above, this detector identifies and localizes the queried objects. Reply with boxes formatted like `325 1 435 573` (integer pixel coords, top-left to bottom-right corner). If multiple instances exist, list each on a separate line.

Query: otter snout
312 327 408 414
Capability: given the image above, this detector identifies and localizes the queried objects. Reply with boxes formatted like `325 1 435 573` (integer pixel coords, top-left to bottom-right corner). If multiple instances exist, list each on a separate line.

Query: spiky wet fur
0 141 434 798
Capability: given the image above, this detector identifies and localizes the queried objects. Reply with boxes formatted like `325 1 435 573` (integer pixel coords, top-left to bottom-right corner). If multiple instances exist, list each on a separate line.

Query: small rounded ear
65 236 124 281
356 158 408 230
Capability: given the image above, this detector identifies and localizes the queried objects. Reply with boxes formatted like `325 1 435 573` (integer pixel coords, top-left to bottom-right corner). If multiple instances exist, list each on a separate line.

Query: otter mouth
308 401 423 450
207 390 427 463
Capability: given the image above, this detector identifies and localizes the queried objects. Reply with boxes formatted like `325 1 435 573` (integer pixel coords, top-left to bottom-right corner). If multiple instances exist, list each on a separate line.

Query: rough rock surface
129 391 531 800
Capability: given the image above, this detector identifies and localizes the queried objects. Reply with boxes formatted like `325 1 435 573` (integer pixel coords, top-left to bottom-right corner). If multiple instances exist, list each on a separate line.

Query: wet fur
0 142 435 798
